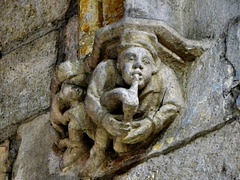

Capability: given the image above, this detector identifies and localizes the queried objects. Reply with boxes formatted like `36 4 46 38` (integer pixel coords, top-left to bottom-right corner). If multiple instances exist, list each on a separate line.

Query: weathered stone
0 0 70 51
79 0 124 59
226 19 240 111
0 31 58 141
79 0 101 58
64 15 79 62
12 113 53 180
102 0 124 25
115 120 240 180
125 0 183 33
0 140 10 180
147 39 235 157
226 19 240 83
182 0 240 40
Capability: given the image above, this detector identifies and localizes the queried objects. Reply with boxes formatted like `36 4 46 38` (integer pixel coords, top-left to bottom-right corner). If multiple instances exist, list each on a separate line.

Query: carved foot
80 149 106 178
60 143 88 172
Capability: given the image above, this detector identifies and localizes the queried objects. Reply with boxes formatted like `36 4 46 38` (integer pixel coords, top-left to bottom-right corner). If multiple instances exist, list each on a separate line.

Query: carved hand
102 113 130 137
122 118 153 144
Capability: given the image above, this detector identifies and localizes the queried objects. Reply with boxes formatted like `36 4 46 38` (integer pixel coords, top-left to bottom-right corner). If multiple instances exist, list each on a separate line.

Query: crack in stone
103 115 240 179
102 19 240 178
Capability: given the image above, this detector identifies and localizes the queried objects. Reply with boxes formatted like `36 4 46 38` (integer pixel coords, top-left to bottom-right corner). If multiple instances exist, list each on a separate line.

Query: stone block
102 0 124 25
0 140 10 180
182 0 240 40
124 0 183 32
64 15 79 62
115 121 240 179
226 19 240 82
12 113 54 180
79 0 124 58
0 31 58 141
146 40 235 157
0 0 70 50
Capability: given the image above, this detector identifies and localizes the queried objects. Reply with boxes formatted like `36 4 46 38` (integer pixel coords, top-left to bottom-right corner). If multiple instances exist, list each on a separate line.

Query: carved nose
133 59 143 69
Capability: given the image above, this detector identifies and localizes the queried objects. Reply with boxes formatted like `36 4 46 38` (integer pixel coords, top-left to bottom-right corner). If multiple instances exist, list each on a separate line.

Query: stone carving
82 30 184 175
50 17 209 178
50 29 183 177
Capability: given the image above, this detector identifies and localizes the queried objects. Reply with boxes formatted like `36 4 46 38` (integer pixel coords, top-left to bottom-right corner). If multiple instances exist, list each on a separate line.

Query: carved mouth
131 70 143 77
131 72 143 80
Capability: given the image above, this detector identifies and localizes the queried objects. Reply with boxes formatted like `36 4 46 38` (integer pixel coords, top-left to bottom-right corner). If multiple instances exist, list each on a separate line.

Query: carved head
118 30 159 89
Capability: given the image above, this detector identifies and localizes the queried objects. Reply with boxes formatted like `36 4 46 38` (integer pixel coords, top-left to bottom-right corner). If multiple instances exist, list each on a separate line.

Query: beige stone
0 140 9 180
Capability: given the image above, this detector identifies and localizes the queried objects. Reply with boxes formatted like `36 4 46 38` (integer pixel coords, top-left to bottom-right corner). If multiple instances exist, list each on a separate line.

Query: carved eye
142 58 150 64
129 56 135 61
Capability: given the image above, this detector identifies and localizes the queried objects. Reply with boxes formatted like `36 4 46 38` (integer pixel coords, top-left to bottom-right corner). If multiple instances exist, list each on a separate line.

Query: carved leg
60 118 88 171
81 127 110 177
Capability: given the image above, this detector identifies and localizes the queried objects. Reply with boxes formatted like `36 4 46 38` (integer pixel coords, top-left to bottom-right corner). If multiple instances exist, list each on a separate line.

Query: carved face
118 47 154 89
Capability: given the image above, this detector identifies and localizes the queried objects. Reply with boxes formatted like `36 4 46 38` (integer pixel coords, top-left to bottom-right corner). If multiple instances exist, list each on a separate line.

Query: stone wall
0 0 240 179
0 0 76 179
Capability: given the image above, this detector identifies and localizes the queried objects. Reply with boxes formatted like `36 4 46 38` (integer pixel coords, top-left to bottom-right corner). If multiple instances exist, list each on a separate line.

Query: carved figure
50 29 184 177
83 30 184 174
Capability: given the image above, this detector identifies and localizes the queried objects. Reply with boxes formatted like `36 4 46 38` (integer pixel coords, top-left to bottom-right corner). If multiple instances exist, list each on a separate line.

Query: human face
118 47 154 89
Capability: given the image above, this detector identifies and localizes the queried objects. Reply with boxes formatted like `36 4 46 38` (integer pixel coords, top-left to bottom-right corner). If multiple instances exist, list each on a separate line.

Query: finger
131 122 141 128
110 129 121 136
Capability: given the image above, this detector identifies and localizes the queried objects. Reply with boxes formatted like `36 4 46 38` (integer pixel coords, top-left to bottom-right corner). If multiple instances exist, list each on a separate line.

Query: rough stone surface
79 0 101 57
12 113 53 180
226 19 240 83
102 0 124 25
0 140 10 180
226 19 240 111
146 38 235 157
0 0 70 51
64 15 79 62
115 121 240 180
79 0 124 59
125 0 183 33
0 31 58 141
182 0 240 40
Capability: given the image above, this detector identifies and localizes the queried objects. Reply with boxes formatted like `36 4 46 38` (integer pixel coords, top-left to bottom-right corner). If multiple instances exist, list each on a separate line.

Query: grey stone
12 113 53 180
0 31 58 141
226 19 240 111
237 95 240 111
0 0 70 50
182 0 240 40
64 15 79 62
148 40 235 157
125 0 183 33
226 19 240 82
115 120 240 180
